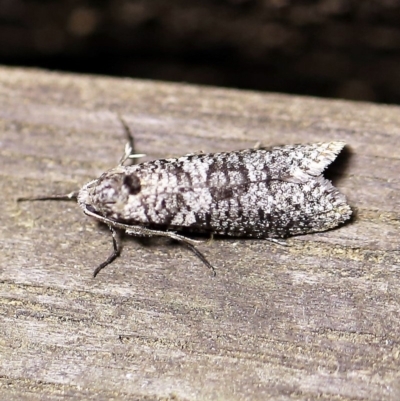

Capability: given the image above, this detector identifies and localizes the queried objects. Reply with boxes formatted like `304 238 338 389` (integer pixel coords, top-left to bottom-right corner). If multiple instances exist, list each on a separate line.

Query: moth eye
123 174 141 195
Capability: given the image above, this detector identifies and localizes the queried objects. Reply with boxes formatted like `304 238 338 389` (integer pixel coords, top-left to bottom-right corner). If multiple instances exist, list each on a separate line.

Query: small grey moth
19 123 352 277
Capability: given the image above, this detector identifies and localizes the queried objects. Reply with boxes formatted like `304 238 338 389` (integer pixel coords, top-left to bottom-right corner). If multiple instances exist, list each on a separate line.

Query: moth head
78 170 141 217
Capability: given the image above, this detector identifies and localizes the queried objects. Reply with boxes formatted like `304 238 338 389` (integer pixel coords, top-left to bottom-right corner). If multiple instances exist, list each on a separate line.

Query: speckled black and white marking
78 142 351 240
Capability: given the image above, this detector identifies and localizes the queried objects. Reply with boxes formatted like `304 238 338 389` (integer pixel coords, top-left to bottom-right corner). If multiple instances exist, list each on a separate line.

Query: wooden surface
1 66 400 401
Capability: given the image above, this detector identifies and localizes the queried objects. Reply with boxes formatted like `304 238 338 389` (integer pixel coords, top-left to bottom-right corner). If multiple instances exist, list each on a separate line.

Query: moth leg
253 142 275 151
84 207 208 246
253 141 262 150
184 243 216 276
124 226 216 276
93 227 123 277
124 225 205 246
82 208 217 275
205 232 214 244
185 150 204 156
266 238 288 247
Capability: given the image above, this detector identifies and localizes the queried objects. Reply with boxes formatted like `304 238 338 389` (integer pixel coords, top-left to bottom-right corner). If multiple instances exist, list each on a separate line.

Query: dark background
2 0 400 104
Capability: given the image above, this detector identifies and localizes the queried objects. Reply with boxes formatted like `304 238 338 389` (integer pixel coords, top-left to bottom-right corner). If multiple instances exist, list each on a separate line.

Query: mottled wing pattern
79 142 351 239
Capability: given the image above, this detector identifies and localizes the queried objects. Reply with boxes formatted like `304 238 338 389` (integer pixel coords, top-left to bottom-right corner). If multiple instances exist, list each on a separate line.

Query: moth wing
272 141 346 184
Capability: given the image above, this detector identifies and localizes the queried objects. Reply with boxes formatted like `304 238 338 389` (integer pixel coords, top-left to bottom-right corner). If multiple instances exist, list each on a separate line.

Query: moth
19 121 352 277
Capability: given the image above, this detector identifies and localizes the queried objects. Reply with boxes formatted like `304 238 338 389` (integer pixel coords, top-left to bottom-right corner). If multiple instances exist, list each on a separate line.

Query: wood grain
1 66 399 400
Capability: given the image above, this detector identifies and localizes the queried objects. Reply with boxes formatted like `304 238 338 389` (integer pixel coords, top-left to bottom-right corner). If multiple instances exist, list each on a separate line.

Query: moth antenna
17 191 78 202
117 114 147 166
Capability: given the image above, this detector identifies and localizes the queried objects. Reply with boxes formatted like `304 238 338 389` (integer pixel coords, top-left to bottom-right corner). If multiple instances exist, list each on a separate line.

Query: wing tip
316 174 352 223
304 141 347 177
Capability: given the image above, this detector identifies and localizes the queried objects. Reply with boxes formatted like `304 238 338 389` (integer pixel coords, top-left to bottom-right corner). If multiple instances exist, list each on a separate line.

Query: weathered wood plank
0 66 399 400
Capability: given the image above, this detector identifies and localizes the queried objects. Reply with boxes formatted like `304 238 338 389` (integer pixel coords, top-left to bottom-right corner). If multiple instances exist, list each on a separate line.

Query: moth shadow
324 145 352 187
324 145 356 225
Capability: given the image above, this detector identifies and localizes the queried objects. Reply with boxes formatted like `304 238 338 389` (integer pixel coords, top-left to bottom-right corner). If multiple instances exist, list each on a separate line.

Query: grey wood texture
1 66 399 401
